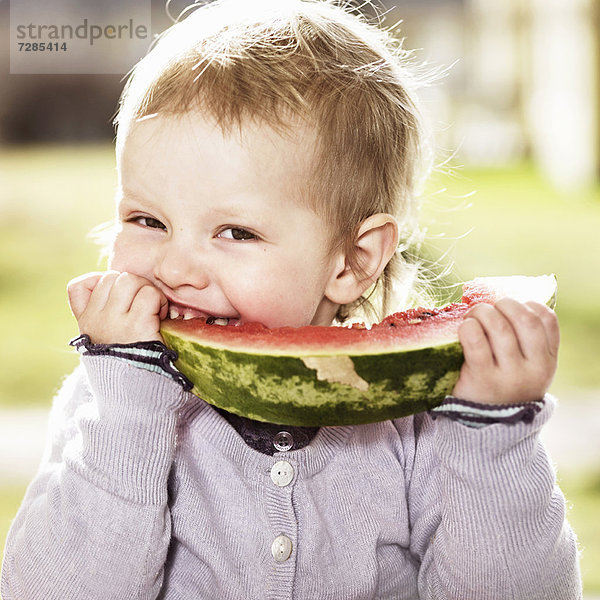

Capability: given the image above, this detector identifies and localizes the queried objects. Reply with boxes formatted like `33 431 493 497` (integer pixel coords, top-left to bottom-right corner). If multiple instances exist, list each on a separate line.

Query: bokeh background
1 0 599 594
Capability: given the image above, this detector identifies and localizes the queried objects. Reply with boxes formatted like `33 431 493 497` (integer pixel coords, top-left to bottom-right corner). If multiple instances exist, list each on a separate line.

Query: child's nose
153 242 209 291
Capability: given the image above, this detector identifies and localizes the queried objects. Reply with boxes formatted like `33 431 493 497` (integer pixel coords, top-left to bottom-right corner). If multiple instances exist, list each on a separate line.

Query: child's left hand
451 298 559 405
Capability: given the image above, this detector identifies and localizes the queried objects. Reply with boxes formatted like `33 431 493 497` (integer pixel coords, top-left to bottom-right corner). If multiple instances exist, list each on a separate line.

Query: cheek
108 235 154 278
226 268 322 328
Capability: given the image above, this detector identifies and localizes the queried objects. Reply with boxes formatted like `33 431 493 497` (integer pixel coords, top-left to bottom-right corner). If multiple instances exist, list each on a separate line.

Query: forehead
117 110 318 199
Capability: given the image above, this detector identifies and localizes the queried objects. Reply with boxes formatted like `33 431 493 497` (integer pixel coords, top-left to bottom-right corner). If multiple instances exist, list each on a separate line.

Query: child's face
111 111 344 328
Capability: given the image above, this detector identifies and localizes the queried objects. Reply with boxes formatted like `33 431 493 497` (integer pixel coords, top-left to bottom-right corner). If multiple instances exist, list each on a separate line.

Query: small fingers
104 272 153 314
494 298 553 361
463 302 521 365
83 271 121 315
525 301 560 357
67 272 104 319
68 271 166 343
454 298 559 404
130 283 169 320
458 316 494 369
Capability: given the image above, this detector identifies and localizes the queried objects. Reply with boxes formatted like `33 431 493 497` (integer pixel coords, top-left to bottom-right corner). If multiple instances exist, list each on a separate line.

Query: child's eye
133 216 167 230
218 227 257 241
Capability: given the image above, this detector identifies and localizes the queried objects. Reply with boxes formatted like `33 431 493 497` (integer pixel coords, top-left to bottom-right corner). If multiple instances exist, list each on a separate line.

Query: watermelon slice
161 275 557 426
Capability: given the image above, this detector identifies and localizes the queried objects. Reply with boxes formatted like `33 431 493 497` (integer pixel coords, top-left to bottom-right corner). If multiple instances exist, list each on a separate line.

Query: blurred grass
422 163 600 392
0 145 115 406
0 146 599 592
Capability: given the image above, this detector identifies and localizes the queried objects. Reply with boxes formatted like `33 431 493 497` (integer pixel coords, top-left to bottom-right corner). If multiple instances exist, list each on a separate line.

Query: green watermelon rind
162 330 464 426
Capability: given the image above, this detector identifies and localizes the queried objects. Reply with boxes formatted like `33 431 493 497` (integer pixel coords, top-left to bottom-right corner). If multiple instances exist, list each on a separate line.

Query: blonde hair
114 0 432 323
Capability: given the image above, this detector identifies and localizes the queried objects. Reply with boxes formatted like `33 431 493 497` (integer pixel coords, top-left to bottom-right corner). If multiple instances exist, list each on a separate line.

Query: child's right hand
67 271 169 344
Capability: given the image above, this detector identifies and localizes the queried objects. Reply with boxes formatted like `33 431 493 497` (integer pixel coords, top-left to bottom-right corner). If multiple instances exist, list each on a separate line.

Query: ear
325 213 400 305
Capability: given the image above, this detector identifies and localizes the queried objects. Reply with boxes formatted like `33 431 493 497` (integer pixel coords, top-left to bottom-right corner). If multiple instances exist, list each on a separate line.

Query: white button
270 460 294 487
273 431 294 452
271 534 293 562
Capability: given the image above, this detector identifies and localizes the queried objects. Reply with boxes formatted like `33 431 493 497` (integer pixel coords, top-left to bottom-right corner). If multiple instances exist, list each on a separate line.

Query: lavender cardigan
1 356 582 599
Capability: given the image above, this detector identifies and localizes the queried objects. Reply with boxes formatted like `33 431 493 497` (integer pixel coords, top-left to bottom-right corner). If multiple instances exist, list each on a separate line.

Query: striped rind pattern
162 330 464 426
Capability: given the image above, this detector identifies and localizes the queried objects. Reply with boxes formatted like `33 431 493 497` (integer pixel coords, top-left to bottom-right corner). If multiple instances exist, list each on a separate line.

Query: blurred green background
0 145 599 591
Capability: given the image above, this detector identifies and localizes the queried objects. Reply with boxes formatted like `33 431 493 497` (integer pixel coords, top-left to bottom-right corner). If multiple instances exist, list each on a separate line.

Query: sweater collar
179 395 355 479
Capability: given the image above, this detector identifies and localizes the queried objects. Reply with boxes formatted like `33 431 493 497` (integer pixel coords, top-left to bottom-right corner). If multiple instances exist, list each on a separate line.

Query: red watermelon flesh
162 275 555 355
164 302 470 354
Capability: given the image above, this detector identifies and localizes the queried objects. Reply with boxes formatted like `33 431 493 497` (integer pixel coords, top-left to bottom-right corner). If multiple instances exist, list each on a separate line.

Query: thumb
67 272 104 319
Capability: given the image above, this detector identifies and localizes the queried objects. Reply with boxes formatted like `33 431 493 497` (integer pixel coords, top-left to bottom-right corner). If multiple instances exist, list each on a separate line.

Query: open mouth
167 303 240 326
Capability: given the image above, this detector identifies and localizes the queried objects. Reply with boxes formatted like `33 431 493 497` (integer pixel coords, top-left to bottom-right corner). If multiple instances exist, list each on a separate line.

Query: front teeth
168 306 195 321
168 306 230 325
206 316 229 326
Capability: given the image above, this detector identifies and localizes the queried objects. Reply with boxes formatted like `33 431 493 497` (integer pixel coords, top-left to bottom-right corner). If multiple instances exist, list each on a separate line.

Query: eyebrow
119 186 264 221
117 188 167 214
119 188 150 204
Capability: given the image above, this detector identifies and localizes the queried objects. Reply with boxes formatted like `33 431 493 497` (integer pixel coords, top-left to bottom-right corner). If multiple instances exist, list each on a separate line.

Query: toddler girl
2 1 581 598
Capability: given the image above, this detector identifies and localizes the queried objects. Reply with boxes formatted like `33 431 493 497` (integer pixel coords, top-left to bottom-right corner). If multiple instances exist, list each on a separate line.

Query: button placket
264 457 298 596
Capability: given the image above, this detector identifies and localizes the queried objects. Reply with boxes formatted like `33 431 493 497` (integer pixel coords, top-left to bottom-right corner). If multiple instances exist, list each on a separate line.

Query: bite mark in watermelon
160 275 557 426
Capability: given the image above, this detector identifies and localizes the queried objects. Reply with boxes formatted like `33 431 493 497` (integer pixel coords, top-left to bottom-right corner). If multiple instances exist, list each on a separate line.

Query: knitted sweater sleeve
404 396 582 600
1 355 187 600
